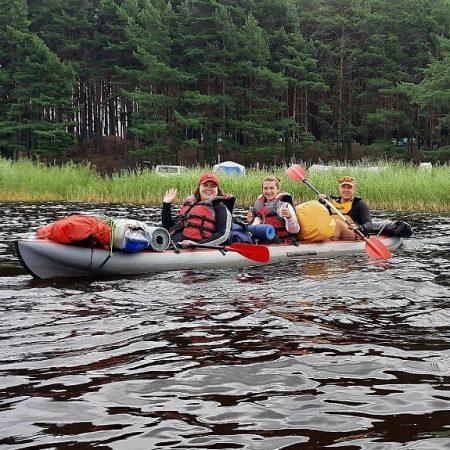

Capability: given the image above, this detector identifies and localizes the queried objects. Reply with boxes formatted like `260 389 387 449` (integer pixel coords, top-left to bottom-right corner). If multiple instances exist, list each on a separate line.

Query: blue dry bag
227 223 253 244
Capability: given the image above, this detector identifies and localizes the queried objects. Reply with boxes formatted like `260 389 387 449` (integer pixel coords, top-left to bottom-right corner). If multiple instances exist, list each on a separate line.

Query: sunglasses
339 176 355 183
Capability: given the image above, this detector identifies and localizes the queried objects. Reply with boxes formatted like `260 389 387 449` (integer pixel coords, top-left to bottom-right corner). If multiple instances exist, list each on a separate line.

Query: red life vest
253 192 293 238
171 195 235 241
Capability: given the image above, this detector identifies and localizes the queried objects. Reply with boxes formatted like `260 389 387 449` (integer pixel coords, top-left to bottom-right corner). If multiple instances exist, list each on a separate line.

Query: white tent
212 161 246 175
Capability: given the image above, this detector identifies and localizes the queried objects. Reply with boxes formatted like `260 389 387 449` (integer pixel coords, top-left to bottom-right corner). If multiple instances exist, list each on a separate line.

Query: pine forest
1 0 450 167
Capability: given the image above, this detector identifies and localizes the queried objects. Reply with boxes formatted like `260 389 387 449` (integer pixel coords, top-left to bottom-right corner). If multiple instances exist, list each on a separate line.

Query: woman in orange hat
162 173 235 248
319 175 372 238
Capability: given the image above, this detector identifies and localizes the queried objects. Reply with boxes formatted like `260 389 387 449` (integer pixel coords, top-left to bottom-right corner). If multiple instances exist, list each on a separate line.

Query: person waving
162 173 234 248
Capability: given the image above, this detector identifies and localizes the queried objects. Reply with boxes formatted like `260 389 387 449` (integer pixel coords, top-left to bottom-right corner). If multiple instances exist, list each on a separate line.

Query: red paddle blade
226 243 270 263
286 164 307 181
364 237 393 259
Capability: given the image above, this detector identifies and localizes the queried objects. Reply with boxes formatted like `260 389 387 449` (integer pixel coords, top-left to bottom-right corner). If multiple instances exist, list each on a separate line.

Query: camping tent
212 161 246 175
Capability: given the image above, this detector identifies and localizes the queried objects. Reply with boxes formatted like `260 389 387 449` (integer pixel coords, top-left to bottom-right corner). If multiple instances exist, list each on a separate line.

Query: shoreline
1 158 449 213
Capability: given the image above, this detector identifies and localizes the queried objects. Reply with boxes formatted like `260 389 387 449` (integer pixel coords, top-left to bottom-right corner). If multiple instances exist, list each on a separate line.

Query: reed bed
1 158 449 212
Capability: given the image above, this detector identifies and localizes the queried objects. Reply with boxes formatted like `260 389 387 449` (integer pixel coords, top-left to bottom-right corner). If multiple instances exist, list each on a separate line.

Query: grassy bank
1 158 449 212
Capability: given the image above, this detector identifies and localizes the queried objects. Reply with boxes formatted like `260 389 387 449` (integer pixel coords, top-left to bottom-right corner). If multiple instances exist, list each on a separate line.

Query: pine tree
400 36 450 148
0 0 75 159
118 0 190 162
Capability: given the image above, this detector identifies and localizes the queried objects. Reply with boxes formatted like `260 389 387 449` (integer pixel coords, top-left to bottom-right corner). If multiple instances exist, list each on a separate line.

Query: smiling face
339 183 355 202
199 181 219 200
262 180 280 202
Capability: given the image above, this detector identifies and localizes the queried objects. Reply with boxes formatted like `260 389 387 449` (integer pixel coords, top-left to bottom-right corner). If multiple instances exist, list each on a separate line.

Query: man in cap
319 175 372 238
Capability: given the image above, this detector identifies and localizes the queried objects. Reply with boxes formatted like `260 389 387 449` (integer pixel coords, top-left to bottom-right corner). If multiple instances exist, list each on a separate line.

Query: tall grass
281 163 450 212
0 158 449 212
0 158 104 201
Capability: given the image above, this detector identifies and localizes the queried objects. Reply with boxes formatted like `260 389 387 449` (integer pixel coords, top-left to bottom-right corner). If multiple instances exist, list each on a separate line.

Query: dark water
0 202 449 449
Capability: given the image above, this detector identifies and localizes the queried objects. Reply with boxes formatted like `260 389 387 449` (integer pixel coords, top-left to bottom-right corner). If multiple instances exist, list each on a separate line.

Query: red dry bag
36 215 111 249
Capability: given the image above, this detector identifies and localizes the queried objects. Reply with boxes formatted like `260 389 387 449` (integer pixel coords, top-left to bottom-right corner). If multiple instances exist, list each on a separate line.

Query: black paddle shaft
303 179 321 196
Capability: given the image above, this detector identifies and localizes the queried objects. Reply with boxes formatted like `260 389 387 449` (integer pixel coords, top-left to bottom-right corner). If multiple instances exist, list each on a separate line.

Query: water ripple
0 205 449 449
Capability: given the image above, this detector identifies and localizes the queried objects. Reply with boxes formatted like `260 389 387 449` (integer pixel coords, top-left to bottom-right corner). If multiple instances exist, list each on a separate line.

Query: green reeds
284 164 450 212
0 158 449 212
0 158 104 202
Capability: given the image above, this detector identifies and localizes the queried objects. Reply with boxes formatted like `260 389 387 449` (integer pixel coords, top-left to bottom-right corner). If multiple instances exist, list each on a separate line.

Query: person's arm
354 200 372 233
318 193 330 203
247 206 261 225
318 194 334 214
161 188 178 230
161 202 175 230
198 203 231 246
282 203 300 234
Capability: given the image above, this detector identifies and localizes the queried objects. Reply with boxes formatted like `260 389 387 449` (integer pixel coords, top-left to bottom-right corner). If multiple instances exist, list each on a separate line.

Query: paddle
190 242 270 263
285 164 392 259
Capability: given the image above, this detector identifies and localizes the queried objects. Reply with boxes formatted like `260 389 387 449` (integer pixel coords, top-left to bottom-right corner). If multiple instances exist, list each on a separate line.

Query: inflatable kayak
15 234 403 279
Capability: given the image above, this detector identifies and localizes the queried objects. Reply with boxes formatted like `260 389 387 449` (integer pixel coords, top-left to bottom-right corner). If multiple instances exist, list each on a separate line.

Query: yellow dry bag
295 200 336 241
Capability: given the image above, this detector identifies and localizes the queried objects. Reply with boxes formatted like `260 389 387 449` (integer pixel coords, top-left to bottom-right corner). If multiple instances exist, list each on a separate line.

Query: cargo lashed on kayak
15 235 403 280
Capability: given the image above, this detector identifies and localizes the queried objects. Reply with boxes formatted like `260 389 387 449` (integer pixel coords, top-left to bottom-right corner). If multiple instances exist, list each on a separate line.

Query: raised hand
280 205 291 219
163 188 178 204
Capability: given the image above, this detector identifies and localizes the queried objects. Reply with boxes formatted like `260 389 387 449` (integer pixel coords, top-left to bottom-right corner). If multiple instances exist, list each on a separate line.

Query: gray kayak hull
15 236 403 279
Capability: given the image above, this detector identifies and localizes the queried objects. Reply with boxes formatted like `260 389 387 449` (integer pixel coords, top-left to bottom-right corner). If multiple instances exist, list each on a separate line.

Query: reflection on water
0 202 449 449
